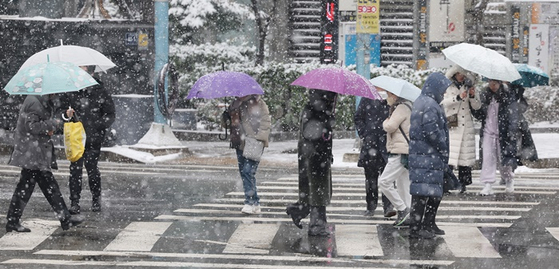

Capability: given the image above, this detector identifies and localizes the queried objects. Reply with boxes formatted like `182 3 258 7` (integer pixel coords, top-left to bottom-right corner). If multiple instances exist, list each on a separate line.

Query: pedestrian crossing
1 173 559 268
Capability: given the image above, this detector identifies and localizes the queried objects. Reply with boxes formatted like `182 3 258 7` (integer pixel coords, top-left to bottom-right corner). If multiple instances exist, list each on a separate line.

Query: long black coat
59 79 115 145
471 84 519 170
297 89 337 206
354 98 389 167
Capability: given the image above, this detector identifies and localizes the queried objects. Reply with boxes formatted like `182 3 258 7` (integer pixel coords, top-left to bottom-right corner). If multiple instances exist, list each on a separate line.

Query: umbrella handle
219 126 228 141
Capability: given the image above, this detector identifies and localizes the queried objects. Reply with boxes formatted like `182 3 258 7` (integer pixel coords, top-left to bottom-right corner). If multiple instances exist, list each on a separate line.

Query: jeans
236 149 260 205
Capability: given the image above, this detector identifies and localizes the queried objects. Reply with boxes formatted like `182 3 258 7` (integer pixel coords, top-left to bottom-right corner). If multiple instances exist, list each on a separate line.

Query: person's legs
423 196 443 235
84 139 103 211
480 135 498 195
395 167 411 209
286 153 311 228
458 166 472 193
236 149 260 206
379 155 407 211
409 195 425 234
363 165 380 214
6 169 37 232
68 157 83 213
36 171 71 223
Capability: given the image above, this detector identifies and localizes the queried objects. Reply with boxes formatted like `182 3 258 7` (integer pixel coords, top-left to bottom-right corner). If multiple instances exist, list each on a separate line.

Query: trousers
69 137 102 202
379 154 411 211
7 169 71 224
410 195 442 233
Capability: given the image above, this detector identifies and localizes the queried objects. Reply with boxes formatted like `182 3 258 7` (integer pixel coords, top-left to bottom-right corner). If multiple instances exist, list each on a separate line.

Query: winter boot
505 179 514 194
286 203 310 229
6 221 31 233
479 183 494 196
69 200 80 215
92 196 101 212
308 206 329 236
61 214 85 231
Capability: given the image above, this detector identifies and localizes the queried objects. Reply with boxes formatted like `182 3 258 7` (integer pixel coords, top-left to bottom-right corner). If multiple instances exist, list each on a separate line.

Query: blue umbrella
3 61 98 95
512 64 549 87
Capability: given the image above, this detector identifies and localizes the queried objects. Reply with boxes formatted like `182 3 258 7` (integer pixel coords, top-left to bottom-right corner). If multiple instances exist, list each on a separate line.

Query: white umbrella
19 44 116 73
442 43 521 82
370 75 421 102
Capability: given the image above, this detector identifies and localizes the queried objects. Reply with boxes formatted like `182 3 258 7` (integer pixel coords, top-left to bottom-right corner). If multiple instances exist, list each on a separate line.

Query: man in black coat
354 96 394 217
60 66 115 214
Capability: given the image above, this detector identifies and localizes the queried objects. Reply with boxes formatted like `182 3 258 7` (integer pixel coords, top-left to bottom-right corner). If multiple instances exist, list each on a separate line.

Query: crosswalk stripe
33 249 454 266
0 220 59 250
155 215 512 228
545 227 559 241
174 208 521 220
335 225 383 257
212 198 540 206
226 190 556 197
190 204 531 212
103 222 172 252
222 223 280 254
257 184 559 191
443 226 501 258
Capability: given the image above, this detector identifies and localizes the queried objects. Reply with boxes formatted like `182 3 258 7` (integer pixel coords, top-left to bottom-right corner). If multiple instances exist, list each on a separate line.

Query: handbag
443 166 461 192
242 136 264 161
63 121 86 162
447 114 458 128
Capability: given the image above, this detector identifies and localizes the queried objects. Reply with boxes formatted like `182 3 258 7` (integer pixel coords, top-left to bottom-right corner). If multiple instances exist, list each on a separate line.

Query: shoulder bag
243 137 264 161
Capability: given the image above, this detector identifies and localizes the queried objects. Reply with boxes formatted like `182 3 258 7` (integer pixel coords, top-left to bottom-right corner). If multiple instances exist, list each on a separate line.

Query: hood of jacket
421 72 452 104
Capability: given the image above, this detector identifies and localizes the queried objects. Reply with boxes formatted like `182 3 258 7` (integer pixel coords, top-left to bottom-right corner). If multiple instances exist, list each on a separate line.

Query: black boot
69 200 80 215
6 222 31 233
92 196 101 212
286 203 310 229
308 206 329 236
61 214 85 231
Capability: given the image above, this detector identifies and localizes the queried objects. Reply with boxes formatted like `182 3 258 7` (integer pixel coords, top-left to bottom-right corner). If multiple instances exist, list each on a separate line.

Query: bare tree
250 0 278 66
471 0 490 45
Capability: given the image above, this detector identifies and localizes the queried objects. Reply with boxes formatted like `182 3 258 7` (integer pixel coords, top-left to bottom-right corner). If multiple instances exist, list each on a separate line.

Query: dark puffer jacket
354 98 389 168
409 72 452 198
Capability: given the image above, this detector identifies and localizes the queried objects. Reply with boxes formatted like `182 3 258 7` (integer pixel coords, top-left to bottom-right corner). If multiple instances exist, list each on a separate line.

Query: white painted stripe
0 220 59 250
191 204 533 212
227 190 555 197
335 225 383 257
1 258 393 269
222 223 280 254
444 226 501 258
33 249 454 266
0 169 160 176
174 208 521 220
155 215 512 228
103 222 172 252
546 227 559 240
212 198 540 206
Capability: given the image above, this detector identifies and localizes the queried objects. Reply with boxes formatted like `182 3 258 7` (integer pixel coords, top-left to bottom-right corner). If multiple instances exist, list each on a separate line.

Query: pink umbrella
291 67 380 99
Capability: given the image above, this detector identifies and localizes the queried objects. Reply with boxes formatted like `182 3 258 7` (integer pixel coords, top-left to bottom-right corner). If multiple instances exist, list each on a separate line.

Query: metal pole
154 0 169 124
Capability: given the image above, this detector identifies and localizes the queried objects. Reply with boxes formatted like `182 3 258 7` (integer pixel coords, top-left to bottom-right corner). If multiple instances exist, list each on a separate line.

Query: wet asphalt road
0 160 558 268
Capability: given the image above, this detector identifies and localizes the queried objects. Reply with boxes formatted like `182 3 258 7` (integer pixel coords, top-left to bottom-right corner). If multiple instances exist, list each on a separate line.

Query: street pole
154 0 168 124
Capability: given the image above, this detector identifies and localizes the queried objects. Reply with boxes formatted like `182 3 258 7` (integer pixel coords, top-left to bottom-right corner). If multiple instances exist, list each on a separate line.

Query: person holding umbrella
408 72 452 239
441 65 481 193
354 94 395 218
286 89 337 236
60 65 116 214
223 94 271 214
471 79 518 195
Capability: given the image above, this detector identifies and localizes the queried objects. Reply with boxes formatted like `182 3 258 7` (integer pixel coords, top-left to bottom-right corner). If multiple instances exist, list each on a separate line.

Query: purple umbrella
291 67 380 100
186 71 264 99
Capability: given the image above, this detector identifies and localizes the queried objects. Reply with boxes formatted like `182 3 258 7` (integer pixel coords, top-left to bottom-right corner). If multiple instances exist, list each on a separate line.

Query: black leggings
410 195 442 232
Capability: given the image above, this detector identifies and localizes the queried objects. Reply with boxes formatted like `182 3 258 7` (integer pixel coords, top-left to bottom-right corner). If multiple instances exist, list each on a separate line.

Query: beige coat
441 65 482 167
383 99 412 154
228 95 271 150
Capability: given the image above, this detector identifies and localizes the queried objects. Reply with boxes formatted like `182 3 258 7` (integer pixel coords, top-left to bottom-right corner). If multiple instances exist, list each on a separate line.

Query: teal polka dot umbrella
3 61 98 95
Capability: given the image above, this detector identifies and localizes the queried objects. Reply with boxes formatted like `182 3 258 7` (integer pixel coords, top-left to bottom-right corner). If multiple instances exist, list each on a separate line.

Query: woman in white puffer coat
441 65 481 193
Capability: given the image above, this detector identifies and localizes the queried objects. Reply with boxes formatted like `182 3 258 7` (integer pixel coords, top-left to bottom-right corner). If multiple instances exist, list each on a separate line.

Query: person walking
354 95 395 217
441 65 481 193
508 83 538 167
60 66 115 214
378 90 413 228
408 72 452 239
286 89 337 236
6 94 84 232
471 80 518 195
224 94 271 215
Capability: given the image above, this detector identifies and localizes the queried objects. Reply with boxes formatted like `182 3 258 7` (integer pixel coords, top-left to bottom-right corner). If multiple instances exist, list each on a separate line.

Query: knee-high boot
308 206 328 236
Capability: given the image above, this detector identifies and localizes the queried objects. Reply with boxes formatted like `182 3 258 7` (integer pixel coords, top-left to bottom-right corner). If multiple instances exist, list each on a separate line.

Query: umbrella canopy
290 67 380 100
3 61 98 95
20 45 116 73
370 75 421 102
186 71 264 99
512 63 549 87
442 43 521 82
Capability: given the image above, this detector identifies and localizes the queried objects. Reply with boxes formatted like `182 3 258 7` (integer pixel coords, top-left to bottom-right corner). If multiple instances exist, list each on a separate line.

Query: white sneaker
479 183 494 196
505 179 514 194
252 205 261 214
241 204 254 214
